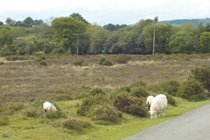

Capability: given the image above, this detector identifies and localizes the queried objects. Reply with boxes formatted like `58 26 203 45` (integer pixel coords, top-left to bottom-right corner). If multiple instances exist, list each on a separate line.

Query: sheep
146 95 154 110
43 101 58 112
149 94 167 119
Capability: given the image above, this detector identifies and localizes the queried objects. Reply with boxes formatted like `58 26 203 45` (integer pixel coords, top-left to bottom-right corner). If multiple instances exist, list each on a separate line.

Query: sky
0 0 210 25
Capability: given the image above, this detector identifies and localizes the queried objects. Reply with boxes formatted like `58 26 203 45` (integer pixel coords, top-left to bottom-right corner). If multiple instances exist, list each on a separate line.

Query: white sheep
146 95 154 110
149 94 167 119
43 101 58 112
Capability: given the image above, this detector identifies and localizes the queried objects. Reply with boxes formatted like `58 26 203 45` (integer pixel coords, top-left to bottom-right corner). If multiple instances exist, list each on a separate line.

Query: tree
169 31 195 53
198 32 210 53
33 19 44 25
51 16 88 54
155 24 173 53
70 13 89 24
5 18 15 26
23 17 34 27
0 21 4 26
103 24 127 32
86 25 109 54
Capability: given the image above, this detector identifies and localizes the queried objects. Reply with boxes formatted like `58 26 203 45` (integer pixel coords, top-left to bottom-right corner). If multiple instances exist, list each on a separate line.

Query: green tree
169 24 196 53
51 16 88 54
5 18 16 26
33 19 44 25
23 17 34 27
70 13 89 24
86 25 109 54
103 24 127 32
0 21 4 26
198 32 210 53
155 24 174 53
169 31 195 53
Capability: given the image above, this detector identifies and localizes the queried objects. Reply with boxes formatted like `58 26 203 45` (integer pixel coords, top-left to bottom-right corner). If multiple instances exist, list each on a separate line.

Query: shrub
34 51 45 55
39 60 47 66
89 87 106 96
0 117 9 126
52 48 65 54
73 60 84 66
77 96 122 123
45 110 66 119
63 119 91 130
5 102 25 115
177 80 206 101
99 58 112 66
130 81 147 88
165 94 176 106
131 87 149 97
160 80 180 96
0 62 4 65
91 104 122 123
5 56 28 61
114 55 131 64
37 56 46 62
191 66 210 91
114 95 147 117
24 107 40 118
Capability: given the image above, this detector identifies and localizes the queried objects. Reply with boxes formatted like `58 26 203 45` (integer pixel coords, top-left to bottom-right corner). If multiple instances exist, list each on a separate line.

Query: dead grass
1 54 210 109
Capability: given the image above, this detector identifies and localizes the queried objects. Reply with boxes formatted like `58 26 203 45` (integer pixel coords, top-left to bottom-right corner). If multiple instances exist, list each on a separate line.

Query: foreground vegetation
1 54 210 139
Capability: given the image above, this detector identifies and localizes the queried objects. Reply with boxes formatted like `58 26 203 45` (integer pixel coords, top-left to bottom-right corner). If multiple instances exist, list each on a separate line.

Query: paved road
123 104 210 140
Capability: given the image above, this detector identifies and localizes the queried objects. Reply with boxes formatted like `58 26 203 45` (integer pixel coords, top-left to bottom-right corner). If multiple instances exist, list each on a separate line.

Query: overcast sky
0 0 209 25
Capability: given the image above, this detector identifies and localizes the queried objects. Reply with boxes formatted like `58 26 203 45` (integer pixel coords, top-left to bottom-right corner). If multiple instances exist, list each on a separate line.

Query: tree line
0 13 210 56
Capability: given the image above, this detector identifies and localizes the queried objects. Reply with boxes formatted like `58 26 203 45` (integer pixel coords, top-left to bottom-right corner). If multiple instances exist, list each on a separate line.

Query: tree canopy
0 13 210 56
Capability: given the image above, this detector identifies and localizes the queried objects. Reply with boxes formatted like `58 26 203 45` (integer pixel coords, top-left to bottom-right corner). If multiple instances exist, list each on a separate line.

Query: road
123 104 210 140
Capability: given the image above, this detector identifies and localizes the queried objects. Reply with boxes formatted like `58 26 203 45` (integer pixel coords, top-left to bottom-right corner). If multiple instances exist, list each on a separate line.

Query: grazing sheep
149 94 168 119
146 95 154 110
43 101 57 112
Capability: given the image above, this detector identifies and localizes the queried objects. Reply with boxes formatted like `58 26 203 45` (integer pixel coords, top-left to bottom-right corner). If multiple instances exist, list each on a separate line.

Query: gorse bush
73 60 84 66
77 95 122 123
24 107 40 118
89 87 106 96
114 55 131 64
177 79 206 101
99 58 113 66
39 60 47 66
191 66 210 91
63 119 91 131
0 116 9 126
91 104 122 123
160 80 180 96
165 94 176 106
131 87 149 97
130 81 147 88
45 110 66 119
114 94 148 117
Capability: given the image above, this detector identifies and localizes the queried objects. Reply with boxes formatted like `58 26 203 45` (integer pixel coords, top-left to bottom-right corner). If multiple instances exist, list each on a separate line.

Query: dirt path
123 103 210 140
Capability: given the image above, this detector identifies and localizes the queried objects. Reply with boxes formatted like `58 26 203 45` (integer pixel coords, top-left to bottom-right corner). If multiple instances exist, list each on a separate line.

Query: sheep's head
51 105 58 112
149 110 157 119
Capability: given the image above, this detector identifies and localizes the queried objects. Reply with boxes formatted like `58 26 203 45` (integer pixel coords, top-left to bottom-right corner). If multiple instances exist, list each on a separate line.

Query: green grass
70 98 210 140
1 99 210 140
2 54 210 139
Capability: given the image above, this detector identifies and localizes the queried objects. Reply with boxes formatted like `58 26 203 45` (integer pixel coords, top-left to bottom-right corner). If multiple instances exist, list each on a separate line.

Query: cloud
0 0 209 25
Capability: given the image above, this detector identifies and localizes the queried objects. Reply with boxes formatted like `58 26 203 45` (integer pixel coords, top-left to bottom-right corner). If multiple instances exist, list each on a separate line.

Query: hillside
161 18 210 26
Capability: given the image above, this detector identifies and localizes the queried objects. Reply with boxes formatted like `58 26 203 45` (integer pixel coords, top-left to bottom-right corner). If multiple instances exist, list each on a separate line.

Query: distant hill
161 18 210 26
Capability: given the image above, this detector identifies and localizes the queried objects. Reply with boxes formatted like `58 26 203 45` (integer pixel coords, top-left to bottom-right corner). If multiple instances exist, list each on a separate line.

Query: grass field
1 54 210 139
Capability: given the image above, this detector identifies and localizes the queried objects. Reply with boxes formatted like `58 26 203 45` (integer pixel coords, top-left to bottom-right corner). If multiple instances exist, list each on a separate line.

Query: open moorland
1 54 210 140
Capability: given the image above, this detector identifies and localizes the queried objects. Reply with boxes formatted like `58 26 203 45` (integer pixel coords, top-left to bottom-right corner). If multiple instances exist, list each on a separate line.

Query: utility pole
153 16 158 55
153 27 156 54
72 33 82 55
